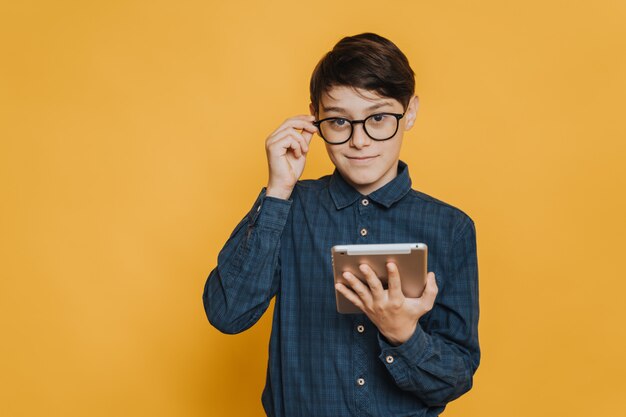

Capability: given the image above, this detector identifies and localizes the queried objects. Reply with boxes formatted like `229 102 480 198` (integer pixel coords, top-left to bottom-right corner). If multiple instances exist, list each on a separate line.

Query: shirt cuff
377 325 431 385
248 187 292 232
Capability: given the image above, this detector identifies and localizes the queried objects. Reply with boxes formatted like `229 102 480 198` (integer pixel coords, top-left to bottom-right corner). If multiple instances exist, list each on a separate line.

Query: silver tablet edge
331 243 426 256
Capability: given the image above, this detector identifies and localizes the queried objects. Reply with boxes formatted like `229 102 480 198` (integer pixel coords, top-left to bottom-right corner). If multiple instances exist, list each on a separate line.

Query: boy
203 32 479 416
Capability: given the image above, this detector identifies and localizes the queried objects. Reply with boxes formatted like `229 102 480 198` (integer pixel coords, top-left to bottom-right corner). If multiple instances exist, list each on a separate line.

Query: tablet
331 243 427 314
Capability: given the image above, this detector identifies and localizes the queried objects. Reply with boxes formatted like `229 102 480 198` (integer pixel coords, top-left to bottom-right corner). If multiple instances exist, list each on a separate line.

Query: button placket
353 315 370 413
357 195 371 241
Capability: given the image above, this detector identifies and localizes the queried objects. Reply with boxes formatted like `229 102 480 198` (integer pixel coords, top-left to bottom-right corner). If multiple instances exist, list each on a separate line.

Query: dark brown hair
309 32 415 115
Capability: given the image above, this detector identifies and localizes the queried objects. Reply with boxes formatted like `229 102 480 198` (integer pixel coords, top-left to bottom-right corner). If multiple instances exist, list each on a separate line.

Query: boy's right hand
265 114 318 200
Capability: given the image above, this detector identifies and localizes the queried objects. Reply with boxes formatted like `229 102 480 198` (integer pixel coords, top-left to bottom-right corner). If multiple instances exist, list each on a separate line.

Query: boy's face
310 85 418 196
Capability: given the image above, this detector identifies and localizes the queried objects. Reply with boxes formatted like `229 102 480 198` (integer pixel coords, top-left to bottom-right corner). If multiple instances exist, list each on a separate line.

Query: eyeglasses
313 112 405 145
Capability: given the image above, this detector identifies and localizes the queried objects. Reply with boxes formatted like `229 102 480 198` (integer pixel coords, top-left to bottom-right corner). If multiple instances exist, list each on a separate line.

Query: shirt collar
329 159 412 210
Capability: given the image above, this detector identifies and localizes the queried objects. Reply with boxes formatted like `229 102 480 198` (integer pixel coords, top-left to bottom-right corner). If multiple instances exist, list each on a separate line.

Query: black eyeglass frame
312 112 405 145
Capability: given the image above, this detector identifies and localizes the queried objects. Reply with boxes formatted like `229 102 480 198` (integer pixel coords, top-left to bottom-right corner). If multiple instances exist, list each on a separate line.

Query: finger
273 122 318 141
270 116 318 137
268 135 307 159
268 128 307 148
359 263 385 301
272 115 315 133
275 124 317 148
386 262 403 301
418 272 438 313
335 283 365 312
290 140 302 158
342 271 373 308
301 128 314 145
268 130 309 154
271 136 302 158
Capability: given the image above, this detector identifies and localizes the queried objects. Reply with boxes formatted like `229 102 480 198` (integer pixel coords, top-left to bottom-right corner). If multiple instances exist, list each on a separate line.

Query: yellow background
1 1 625 416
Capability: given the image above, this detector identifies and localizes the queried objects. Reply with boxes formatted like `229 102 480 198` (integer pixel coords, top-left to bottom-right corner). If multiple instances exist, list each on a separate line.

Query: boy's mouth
345 155 379 165
346 155 378 160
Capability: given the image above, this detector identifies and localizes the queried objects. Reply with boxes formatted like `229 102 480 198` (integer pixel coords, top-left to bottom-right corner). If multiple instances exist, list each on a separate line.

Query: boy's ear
405 95 419 130
309 102 317 117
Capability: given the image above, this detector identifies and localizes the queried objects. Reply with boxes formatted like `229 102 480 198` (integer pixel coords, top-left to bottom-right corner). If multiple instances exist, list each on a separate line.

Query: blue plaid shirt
203 160 480 416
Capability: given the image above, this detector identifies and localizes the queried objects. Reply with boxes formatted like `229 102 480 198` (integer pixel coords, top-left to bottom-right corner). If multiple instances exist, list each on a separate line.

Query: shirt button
256 205 261 212
357 378 365 386
361 198 369 206
357 324 365 333
360 228 368 236
386 355 394 364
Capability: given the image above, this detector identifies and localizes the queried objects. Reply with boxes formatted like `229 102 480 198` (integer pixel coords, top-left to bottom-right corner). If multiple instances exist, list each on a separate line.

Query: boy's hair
309 32 415 115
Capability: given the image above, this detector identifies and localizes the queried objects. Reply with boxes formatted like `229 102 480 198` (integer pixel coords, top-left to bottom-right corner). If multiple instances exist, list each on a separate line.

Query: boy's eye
332 118 348 127
371 114 386 123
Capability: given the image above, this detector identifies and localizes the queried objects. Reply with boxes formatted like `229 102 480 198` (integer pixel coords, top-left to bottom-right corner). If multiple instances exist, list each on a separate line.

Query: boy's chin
342 171 379 187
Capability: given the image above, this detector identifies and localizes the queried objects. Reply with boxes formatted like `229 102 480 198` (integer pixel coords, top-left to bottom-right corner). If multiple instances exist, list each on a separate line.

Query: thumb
301 129 314 144
418 272 438 313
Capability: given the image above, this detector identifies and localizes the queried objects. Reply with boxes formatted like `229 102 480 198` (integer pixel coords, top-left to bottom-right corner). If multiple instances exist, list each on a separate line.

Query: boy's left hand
335 263 438 346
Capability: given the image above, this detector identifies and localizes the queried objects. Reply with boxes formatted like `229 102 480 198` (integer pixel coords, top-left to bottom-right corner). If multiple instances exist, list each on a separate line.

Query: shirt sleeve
376 215 480 407
202 187 292 334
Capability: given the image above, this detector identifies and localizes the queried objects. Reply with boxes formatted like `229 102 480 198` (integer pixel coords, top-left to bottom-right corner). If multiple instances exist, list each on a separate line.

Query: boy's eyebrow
321 101 394 113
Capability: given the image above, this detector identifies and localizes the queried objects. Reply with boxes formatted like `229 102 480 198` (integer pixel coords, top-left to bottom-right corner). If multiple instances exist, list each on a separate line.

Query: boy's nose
349 123 371 148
